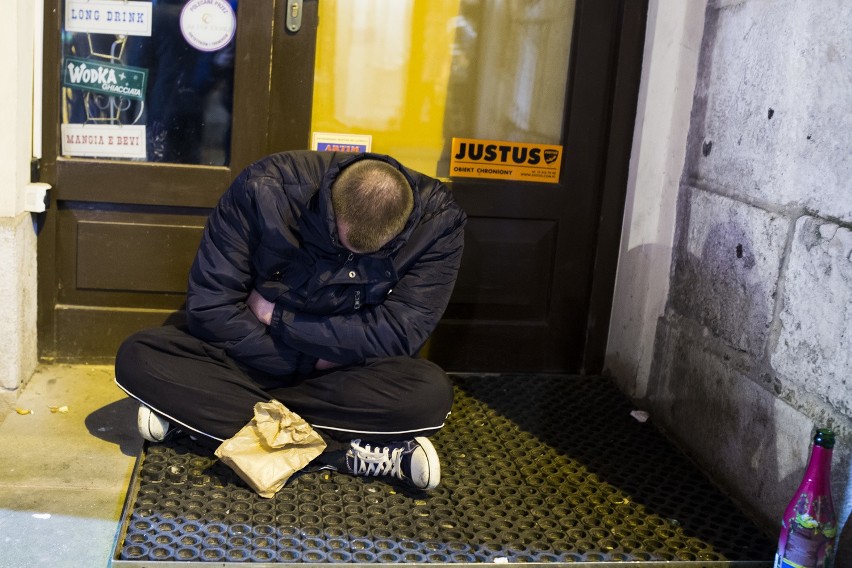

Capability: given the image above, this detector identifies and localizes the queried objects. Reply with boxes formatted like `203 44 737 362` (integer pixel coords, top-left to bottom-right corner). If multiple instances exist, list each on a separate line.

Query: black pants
114 325 454 451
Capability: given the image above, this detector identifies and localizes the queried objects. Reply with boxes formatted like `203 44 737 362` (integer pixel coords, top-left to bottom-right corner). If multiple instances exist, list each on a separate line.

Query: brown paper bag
214 400 327 498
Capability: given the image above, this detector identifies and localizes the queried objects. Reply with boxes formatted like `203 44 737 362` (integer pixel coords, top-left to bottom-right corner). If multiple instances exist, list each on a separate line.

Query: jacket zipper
345 252 361 309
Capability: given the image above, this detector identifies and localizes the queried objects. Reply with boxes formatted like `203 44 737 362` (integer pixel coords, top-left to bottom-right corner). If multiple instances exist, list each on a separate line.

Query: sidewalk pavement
0 364 141 568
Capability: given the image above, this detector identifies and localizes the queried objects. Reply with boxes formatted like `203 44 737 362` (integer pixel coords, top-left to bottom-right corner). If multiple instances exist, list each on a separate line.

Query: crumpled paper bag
214 400 327 498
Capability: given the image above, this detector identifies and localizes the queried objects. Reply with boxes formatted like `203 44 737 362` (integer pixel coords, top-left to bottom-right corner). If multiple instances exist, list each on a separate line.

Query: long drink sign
65 0 153 36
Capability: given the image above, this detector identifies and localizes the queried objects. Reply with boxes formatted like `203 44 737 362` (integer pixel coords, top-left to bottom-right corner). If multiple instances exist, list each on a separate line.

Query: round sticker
180 0 236 52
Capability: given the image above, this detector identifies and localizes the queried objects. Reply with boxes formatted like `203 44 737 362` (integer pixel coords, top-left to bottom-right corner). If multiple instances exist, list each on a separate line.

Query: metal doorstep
112 375 775 566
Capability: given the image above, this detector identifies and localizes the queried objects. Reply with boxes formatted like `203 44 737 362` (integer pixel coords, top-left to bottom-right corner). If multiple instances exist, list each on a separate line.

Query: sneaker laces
350 441 405 480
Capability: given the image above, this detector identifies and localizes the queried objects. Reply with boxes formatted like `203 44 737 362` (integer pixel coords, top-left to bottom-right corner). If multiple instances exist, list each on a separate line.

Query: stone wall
645 0 851 536
0 0 38 418
0 215 38 401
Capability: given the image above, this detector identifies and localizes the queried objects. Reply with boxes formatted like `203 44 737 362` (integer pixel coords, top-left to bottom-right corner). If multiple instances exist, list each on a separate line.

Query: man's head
331 159 414 254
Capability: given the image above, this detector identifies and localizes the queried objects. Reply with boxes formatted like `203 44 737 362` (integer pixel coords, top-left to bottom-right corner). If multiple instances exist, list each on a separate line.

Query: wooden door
38 0 320 360
307 0 647 372
435 1 648 373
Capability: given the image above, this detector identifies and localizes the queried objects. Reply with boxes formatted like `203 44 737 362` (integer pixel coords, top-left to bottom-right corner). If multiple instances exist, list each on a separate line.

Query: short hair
331 159 414 253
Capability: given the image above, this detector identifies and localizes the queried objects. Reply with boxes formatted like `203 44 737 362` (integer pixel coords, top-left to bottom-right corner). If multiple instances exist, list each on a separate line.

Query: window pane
60 0 238 165
311 0 575 177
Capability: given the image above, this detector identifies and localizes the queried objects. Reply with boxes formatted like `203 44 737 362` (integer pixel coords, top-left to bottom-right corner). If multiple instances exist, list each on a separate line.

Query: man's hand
247 291 340 370
315 358 340 371
246 289 274 326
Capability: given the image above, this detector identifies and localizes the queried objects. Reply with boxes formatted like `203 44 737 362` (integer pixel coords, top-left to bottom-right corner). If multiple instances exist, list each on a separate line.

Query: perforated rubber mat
112 375 775 565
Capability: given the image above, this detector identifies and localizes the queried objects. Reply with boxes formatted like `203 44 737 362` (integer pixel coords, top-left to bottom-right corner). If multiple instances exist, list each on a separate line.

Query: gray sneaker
137 404 170 442
346 437 440 490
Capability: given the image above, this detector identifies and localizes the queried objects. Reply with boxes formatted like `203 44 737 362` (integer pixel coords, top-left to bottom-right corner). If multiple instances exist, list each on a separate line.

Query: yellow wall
310 0 461 175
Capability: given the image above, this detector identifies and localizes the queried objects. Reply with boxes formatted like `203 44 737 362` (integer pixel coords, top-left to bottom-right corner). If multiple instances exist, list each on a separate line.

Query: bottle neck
802 444 833 491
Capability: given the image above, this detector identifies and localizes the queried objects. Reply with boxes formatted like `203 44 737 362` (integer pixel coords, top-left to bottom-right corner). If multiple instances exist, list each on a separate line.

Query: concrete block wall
0 215 38 397
644 0 851 539
0 0 39 415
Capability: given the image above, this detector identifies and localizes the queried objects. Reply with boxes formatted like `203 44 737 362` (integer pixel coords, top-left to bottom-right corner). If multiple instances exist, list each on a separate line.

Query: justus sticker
449 137 563 183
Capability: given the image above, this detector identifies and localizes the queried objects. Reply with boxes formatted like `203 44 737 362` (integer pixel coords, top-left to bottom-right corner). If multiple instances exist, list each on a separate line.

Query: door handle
286 0 303 33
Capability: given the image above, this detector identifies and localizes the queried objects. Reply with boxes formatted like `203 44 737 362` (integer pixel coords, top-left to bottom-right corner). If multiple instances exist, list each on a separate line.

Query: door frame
576 0 648 373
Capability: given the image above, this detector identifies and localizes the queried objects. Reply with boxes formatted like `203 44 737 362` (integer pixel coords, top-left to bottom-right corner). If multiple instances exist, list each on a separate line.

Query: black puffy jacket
186 151 467 375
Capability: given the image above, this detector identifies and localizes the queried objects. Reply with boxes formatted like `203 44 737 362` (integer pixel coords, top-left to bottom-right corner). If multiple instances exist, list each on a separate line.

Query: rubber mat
112 375 776 565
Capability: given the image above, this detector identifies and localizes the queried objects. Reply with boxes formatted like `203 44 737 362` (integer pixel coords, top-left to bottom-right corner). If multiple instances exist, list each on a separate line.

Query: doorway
38 0 647 373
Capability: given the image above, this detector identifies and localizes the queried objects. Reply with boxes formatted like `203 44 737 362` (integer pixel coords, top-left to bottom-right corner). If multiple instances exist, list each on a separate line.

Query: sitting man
114 151 466 490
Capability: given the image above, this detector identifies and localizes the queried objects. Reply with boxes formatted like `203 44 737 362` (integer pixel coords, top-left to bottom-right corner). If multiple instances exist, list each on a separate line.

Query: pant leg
115 325 454 445
270 357 454 444
115 325 272 441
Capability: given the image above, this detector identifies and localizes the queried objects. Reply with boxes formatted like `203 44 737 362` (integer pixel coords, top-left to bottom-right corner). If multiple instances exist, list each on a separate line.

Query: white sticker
311 132 373 153
65 0 153 37
61 124 147 159
180 0 237 52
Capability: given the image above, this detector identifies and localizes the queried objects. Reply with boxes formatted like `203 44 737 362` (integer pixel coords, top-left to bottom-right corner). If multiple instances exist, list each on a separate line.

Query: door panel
75 221 204 293
447 218 556 319
39 0 318 361
56 160 230 207
56 205 207 306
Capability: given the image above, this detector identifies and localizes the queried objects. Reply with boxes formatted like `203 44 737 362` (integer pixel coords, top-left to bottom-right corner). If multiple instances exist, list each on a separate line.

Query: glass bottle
775 428 837 568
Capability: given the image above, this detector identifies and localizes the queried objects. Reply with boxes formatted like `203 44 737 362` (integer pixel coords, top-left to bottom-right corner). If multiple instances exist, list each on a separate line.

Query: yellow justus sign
449 138 563 183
